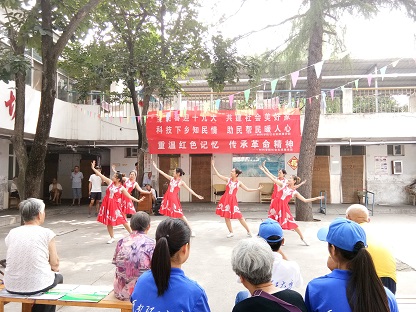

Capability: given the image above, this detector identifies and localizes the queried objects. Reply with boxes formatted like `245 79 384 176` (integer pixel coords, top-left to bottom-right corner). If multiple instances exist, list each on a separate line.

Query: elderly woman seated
231 237 307 312
4 198 63 312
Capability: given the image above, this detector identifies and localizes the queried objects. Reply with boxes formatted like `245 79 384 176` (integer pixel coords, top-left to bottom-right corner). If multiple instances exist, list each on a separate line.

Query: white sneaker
191 231 196 237
247 232 253 237
227 232 234 238
107 237 115 244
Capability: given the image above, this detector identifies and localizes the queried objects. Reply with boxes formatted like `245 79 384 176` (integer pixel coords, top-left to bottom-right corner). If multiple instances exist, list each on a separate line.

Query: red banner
147 108 301 154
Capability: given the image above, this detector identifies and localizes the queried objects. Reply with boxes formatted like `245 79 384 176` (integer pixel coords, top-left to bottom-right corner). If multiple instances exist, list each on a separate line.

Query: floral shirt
112 231 155 300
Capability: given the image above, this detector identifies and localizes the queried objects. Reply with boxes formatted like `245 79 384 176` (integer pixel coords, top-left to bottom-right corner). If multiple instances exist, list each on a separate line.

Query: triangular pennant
330 89 335 100
341 85 345 93
379 66 387 81
271 79 278 94
367 73 372 87
244 89 250 103
354 79 359 90
119 116 122 124
314 61 324 79
137 116 141 123
229 94 234 108
215 99 220 110
131 116 135 123
291 71 300 88
126 115 130 124
308 98 312 105
143 116 147 124
392 59 400 67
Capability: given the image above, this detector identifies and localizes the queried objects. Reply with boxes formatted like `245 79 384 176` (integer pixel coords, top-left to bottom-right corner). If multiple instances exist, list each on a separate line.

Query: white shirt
49 183 62 192
89 174 102 193
5 225 56 293
271 252 303 289
142 174 153 186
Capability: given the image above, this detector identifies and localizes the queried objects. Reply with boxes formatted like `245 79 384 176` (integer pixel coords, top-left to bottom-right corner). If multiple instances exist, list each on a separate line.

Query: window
387 145 404 156
340 145 365 156
232 154 285 177
392 160 403 174
125 148 138 158
315 146 330 156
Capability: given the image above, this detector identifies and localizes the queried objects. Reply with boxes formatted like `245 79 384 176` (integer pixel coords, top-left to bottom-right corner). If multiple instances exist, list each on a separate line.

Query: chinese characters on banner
147 109 301 154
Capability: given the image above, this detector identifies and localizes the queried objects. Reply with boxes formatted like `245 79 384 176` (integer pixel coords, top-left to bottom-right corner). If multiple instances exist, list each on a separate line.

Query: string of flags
72 57 416 125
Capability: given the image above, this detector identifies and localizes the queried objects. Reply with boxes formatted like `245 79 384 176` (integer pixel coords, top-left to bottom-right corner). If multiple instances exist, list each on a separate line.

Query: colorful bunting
271 79 278 94
244 89 250 103
314 61 324 79
379 66 387 81
229 94 234 108
291 71 300 88
330 89 335 100
367 73 372 87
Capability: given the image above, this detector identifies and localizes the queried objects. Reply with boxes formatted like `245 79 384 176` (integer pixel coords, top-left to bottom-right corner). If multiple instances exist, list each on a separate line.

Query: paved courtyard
1 202 415 311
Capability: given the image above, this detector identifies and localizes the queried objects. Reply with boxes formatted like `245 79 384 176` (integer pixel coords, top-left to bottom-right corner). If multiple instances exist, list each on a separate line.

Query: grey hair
231 237 274 286
19 198 45 222
130 211 150 232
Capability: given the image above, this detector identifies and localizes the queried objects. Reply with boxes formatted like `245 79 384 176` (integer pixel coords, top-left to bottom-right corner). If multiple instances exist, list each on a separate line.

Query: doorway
190 155 212 203
341 155 364 203
157 155 180 197
312 156 331 203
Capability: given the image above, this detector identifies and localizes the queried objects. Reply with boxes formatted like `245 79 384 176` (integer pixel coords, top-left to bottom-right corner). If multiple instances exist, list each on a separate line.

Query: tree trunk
10 43 28 201
295 2 324 221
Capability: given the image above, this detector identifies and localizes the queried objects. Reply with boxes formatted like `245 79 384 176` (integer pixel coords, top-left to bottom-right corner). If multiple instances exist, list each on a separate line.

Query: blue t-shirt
131 268 210 312
305 269 398 312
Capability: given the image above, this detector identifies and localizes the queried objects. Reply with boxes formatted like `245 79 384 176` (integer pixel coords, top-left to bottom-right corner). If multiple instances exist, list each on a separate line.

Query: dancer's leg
238 218 252 236
123 222 132 233
225 218 233 234
107 225 114 238
294 226 309 246
88 199 94 216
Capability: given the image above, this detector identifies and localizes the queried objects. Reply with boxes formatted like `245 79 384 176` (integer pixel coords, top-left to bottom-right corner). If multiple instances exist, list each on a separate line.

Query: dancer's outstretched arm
239 182 263 192
134 183 151 194
259 164 280 185
211 160 228 182
112 164 127 181
152 161 173 180
121 187 145 203
181 182 204 200
91 161 112 185
294 192 324 203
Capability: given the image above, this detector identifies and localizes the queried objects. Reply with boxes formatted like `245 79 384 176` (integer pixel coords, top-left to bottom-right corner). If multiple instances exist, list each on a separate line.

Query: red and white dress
121 179 137 215
270 177 287 203
215 178 242 219
159 178 183 218
268 185 298 230
97 183 127 226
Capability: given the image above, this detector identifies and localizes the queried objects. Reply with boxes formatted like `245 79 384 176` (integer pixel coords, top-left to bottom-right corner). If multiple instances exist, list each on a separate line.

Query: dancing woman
112 166 151 215
91 161 145 244
212 160 262 238
152 161 203 236
260 165 322 245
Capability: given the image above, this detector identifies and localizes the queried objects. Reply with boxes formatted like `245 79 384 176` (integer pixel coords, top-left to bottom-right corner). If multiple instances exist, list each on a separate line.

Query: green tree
61 0 208 183
1 0 103 198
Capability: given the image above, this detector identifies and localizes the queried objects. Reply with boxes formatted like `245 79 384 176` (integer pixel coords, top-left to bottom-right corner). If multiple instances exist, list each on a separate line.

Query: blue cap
317 218 367 252
258 219 284 243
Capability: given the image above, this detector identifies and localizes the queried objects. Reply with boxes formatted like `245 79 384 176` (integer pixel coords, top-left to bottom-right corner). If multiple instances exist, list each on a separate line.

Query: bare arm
211 160 228 182
259 164 281 185
152 161 173 180
112 165 127 181
88 181 92 194
294 192 324 203
293 180 306 190
121 187 145 203
134 182 151 194
91 161 112 185
239 182 263 192
48 238 59 272
180 181 204 199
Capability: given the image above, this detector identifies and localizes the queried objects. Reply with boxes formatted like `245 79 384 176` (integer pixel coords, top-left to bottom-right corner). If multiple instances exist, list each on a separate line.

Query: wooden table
137 193 152 214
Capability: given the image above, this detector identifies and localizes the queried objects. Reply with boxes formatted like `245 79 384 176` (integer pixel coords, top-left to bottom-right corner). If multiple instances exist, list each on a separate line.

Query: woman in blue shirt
305 218 398 312
131 218 210 311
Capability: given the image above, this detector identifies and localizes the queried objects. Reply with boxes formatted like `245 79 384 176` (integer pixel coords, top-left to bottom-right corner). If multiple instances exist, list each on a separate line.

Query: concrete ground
1 202 415 311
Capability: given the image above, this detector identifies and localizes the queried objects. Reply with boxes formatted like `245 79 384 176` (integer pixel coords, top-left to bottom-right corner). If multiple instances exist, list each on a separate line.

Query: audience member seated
49 178 63 205
4 198 63 312
231 237 307 312
131 218 210 311
145 184 157 205
346 204 397 294
306 218 398 312
10 176 19 198
112 212 155 301
235 219 303 304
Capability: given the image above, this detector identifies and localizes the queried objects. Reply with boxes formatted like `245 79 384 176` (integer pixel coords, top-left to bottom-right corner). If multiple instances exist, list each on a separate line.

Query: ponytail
151 218 191 296
337 246 390 312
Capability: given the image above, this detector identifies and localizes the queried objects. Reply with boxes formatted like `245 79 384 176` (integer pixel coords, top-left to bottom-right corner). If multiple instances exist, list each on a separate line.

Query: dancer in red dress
260 164 322 245
212 160 263 238
152 161 203 236
112 166 151 215
91 161 145 244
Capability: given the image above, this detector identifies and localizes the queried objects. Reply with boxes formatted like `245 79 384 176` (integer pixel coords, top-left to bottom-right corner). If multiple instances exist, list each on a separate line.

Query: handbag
252 289 302 312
